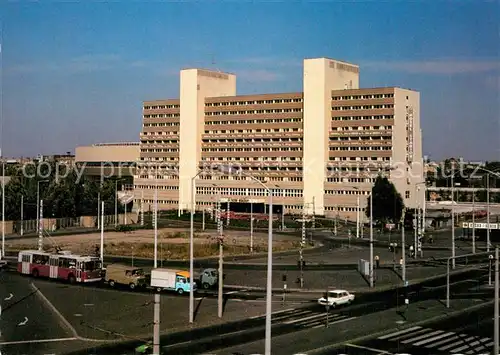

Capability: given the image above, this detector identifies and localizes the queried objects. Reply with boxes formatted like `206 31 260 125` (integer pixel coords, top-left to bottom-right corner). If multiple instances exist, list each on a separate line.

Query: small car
318 289 355 308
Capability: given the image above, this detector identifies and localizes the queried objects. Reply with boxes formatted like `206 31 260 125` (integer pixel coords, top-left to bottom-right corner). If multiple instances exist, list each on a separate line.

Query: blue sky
1 0 499 161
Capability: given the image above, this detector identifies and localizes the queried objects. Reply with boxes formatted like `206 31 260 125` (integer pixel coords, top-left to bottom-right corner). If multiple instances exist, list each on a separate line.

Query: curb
305 300 494 354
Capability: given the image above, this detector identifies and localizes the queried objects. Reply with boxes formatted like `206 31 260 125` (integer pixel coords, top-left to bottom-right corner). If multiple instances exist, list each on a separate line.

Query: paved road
0 270 75 355
340 303 495 354
31 276 300 342
64 269 492 354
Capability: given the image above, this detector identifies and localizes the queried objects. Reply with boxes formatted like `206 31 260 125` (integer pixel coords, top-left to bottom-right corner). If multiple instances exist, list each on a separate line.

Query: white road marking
0 337 78 345
4 293 13 301
83 303 94 306
378 326 422 340
413 331 456 346
401 329 445 343
345 343 394 354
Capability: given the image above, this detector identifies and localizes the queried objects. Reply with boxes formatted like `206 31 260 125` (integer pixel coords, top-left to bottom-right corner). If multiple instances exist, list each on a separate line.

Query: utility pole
250 201 254 253
226 200 230 226
494 246 499 355
334 205 338 236
97 192 101 229
38 200 44 251
100 201 104 264
202 208 206 231
153 181 160 355
281 207 285 231
472 188 475 254
487 175 491 252
312 197 315 230
140 189 144 227
369 191 374 288
217 201 224 318
1 160 4 257
114 180 118 227
451 173 456 269
300 205 305 288
401 208 406 284
20 195 24 236
356 195 360 239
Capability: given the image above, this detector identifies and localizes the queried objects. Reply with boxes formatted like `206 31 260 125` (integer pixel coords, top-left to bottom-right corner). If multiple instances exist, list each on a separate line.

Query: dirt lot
7 228 302 259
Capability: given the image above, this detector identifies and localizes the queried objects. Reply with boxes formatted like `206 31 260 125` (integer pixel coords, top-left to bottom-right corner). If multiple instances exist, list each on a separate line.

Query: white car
318 290 355 308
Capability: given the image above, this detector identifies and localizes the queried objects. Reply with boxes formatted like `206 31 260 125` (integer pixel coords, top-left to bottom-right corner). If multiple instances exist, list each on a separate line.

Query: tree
0 161 127 221
365 175 405 225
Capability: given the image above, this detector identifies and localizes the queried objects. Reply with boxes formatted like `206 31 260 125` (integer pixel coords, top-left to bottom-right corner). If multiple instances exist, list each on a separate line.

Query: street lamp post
1 160 4 258
472 188 476 254
114 180 118 227
216 165 273 355
20 195 24 236
401 208 407 284
189 170 205 324
36 180 48 233
451 173 456 269
356 195 360 239
250 200 254 253
487 175 490 252
369 190 374 288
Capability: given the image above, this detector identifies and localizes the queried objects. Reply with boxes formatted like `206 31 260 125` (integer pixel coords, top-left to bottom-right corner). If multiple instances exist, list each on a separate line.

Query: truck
150 268 196 295
104 264 149 290
0 250 7 269
195 268 219 289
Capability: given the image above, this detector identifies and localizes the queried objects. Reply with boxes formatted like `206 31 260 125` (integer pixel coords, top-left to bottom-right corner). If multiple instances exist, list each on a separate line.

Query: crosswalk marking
378 326 422 339
452 338 491 353
283 313 327 324
467 341 493 354
401 329 444 343
246 307 357 331
413 331 455 346
377 326 493 354
438 335 476 351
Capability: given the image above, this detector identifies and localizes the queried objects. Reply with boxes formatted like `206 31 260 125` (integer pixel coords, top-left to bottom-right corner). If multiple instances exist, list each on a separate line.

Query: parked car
317 289 355 308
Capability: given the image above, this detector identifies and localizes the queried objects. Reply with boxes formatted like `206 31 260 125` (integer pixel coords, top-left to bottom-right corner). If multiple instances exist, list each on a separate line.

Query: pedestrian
375 255 380 269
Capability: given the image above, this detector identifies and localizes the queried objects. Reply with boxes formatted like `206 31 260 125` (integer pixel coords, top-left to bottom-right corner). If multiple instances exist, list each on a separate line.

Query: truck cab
104 264 149 290
197 268 219 289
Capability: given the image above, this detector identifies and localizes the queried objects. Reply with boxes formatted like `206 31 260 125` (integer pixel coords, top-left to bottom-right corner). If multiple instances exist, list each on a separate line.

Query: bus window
33 254 49 265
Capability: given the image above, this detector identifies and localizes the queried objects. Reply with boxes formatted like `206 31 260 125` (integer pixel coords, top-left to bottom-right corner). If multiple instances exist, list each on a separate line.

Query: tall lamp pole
216 166 273 355
451 173 456 269
153 171 160 355
189 170 205 324
369 190 374 288
1 159 4 258
487 175 491 252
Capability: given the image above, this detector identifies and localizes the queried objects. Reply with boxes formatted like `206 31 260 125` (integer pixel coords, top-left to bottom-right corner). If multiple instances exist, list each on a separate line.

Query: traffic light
282 274 287 282
417 235 423 253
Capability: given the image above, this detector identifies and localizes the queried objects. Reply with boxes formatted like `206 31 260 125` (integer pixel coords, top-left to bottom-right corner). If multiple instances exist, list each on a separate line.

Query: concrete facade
134 57 424 221
75 142 139 178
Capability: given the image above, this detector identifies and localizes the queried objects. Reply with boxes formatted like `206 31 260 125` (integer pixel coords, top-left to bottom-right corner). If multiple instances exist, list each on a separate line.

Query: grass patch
8 240 305 260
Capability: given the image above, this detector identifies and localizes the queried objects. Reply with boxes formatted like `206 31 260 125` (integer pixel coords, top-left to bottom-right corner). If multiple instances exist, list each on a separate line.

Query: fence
8 213 132 235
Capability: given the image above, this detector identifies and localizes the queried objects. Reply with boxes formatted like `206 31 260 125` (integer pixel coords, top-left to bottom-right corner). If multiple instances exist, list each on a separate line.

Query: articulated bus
18 250 104 283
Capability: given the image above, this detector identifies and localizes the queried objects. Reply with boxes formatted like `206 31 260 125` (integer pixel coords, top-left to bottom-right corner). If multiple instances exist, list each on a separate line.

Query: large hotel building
134 57 424 221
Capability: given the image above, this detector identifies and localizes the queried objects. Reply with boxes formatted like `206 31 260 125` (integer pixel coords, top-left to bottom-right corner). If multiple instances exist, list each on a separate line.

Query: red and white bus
17 250 104 283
